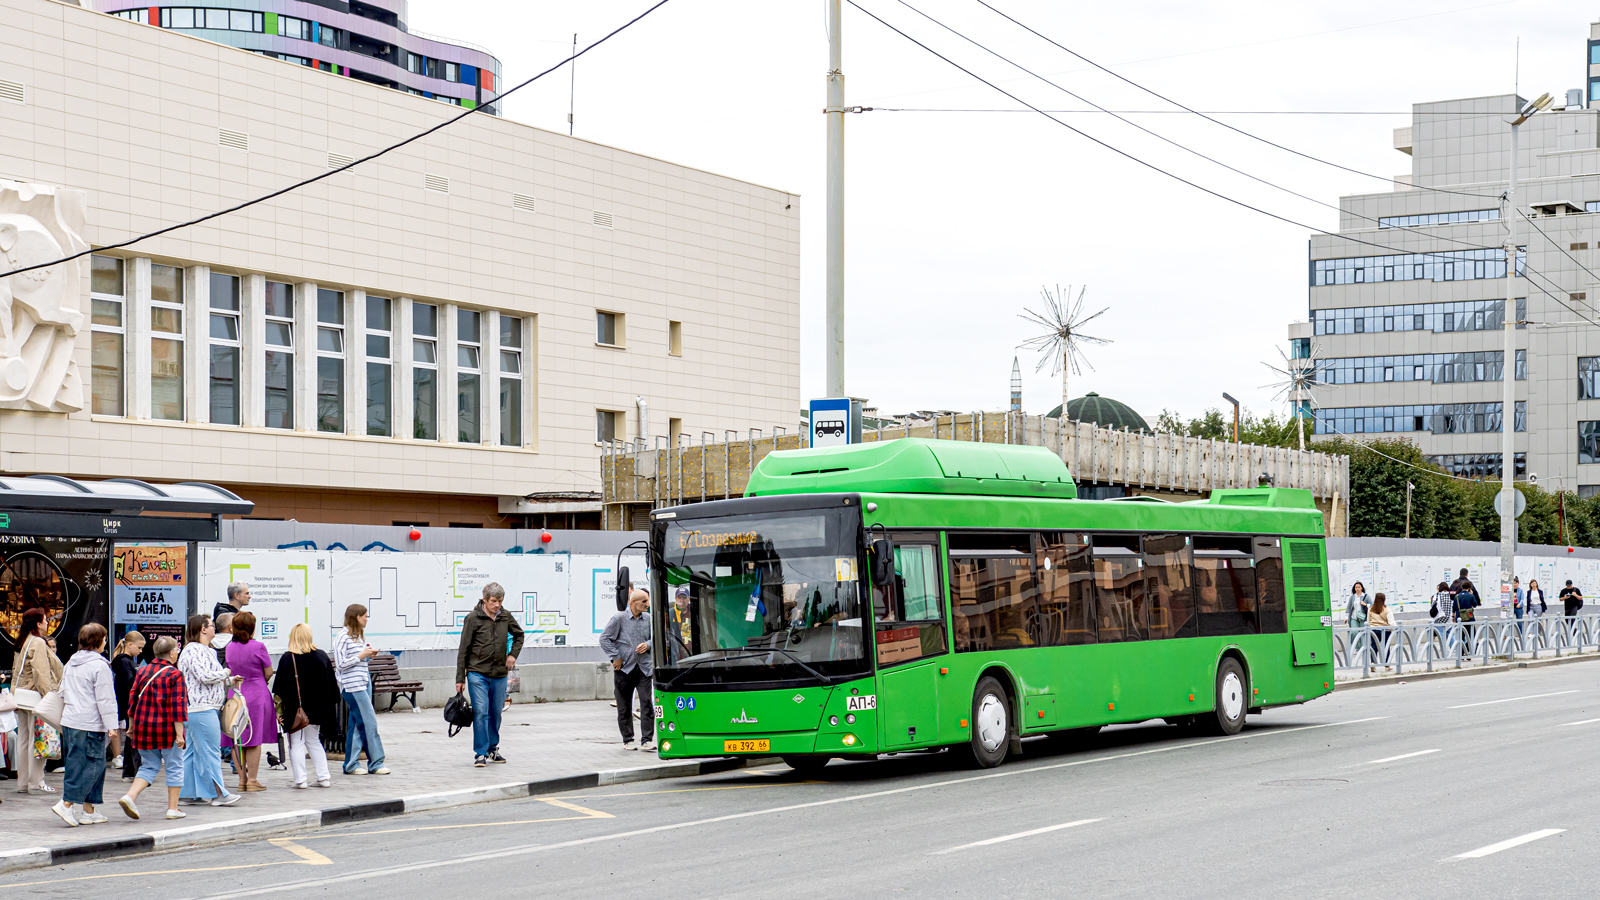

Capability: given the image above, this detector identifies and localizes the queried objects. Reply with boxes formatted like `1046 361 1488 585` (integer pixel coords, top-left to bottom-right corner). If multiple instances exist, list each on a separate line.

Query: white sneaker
348 766 368 776
369 767 391 775
291 781 308 790
165 808 187 820
211 792 242 806
640 739 656 751
623 741 637 751
315 778 331 788
111 755 123 768
51 800 79 827
79 811 108 825
118 795 139 820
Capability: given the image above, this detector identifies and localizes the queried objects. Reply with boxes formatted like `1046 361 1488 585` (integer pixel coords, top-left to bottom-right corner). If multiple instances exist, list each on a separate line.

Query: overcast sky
407 0 1585 425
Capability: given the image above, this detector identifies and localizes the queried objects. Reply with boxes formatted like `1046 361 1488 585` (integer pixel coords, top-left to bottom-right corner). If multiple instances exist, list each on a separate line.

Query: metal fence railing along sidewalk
1334 613 1600 679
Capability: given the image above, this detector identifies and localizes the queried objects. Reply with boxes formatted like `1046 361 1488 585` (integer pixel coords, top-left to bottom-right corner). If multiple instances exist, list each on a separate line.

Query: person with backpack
1430 581 1457 655
1560 580 1584 618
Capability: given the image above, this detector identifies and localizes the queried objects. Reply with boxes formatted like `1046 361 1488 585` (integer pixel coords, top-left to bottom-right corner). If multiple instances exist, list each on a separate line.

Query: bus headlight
829 715 839 726
662 741 672 752
668 722 676 732
842 733 858 747
846 714 856 725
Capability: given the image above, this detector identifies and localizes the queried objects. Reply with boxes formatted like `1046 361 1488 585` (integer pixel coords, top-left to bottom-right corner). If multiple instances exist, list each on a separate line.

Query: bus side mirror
870 539 894 587
616 566 630 611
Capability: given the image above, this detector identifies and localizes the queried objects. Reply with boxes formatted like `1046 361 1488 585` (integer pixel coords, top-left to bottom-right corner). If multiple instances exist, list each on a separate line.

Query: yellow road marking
0 837 329 888
553 780 825 801
537 799 615 818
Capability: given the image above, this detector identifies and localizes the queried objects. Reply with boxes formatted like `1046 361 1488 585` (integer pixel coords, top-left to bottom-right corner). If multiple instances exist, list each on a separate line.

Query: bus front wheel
966 676 1012 768
1205 658 1249 736
781 755 832 775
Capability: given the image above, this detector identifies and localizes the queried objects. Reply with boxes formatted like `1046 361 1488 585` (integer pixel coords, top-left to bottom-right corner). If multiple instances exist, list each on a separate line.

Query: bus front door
871 537 948 751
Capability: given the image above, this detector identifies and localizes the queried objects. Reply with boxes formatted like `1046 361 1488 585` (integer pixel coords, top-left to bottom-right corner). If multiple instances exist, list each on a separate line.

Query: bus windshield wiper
659 649 832 688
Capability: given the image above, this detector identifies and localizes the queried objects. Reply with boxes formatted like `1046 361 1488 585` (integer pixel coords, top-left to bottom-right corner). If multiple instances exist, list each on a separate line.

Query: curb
1335 650 1600 690
0 755 772 875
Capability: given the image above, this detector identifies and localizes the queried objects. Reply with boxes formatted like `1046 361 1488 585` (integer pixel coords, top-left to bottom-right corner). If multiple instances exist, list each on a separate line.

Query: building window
499 315 522 446
1317 351 1521 385
264 281 294 429
413 303 438 440
90 255 125 417
278 14 311 40
596 409 621 443
149 264 185 421
317 23 341 48
162 8 263 31
457 308 481 443
1316 402 1525 436
1581 357 1600 400
366 295 392 437
1311 247 1523 286
113 8 148 23
1582 422 1600 465
208 272 240 425
316 288 344 432
596 310 623 346
1377 209 1500 229
668 320 683 357
1430 453 1525 479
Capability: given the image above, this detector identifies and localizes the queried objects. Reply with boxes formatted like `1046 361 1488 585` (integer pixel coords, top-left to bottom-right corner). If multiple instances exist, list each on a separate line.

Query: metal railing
1333 613 1600 678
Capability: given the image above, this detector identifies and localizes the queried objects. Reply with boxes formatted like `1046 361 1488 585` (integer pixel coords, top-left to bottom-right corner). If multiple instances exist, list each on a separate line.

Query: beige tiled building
0 0 801 527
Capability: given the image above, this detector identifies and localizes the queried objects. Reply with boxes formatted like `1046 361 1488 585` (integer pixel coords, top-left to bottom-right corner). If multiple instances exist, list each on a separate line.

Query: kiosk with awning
0 476 252 671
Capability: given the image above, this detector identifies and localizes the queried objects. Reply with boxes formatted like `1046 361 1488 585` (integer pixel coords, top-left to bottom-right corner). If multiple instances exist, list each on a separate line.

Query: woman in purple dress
226 611 277 792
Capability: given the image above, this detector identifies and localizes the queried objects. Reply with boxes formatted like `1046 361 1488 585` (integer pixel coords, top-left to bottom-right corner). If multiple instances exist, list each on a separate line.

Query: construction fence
600 412 1350 533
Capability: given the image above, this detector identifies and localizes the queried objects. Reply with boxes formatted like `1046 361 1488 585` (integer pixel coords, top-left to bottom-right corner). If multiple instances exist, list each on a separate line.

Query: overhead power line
845 0 1500 261
970 0 1503 201
0 0 674 280
875 108 1519 117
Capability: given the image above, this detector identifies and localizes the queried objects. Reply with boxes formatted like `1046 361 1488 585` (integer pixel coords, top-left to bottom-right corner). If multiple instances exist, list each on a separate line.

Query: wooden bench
369 653 422 712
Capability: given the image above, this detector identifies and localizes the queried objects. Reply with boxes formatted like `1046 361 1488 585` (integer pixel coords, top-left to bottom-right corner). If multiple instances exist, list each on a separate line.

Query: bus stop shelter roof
0 475 253 517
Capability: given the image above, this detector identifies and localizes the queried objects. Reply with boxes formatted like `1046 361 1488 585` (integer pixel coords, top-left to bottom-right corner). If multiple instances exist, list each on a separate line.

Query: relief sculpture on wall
0 180 89 412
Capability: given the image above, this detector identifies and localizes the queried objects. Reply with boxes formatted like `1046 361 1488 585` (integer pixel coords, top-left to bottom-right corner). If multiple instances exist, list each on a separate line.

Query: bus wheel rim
1221 671 1244 720
976 693 1007 752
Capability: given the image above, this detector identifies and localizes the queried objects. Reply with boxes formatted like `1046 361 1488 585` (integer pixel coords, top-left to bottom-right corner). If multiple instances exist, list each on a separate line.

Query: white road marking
1452 829 1565 859
186 716 1388 899
1446 690 1578 709
933 819 1102 855
1557 717 1600 727
1364 749 1440 765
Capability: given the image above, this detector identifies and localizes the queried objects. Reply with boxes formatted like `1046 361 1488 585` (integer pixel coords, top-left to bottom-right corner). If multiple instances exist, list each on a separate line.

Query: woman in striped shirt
334 604 389 776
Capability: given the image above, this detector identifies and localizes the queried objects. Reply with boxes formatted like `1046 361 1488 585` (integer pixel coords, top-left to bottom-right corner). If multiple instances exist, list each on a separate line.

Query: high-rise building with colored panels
94 0 502 113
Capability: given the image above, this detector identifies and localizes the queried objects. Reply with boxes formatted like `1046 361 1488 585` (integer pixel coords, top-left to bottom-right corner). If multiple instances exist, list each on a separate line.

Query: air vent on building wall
218 128 249 151
0 79 23 105
1571 242 1589 251
424 173 449 194
593 210 614 228
513 193 536 212
1573 293 1588 302
328 152 355 170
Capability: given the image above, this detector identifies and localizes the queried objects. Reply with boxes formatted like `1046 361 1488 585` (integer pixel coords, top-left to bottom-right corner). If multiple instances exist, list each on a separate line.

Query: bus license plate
723 739 770 753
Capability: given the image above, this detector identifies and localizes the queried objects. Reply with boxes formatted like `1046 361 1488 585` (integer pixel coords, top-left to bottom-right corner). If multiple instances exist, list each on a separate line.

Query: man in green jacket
455 582 524 767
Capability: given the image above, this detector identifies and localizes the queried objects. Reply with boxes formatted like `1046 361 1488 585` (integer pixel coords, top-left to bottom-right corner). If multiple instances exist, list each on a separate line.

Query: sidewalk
0 699 678 854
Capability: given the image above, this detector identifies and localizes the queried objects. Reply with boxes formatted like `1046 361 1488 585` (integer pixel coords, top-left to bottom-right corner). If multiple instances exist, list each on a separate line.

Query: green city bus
650 438 1334 770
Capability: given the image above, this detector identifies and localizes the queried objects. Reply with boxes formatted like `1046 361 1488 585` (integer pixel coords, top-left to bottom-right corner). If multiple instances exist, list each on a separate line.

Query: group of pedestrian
11 584 393 828
1345 568 1586 665
1345 582 1395 672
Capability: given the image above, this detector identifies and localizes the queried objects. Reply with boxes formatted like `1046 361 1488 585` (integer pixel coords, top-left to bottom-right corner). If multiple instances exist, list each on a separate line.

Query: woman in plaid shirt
116 637 189 821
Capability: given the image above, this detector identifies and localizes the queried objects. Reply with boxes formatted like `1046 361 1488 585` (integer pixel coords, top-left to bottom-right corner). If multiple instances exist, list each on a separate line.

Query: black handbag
443 691 474 738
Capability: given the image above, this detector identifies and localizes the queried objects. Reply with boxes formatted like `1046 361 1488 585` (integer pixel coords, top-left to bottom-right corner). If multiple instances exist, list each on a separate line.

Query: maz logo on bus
846 694 876 712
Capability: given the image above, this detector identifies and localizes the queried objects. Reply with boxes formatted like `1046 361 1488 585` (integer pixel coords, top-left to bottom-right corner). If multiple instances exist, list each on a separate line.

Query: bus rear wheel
966 676 1012 768
781 755 832 775
1204 658 1249 736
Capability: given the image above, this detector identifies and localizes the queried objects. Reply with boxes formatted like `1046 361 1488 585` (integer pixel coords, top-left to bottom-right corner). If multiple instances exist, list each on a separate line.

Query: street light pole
1405 481 1414 539
824 0 846 398
1221 392 1240 443
1500 92 1552 610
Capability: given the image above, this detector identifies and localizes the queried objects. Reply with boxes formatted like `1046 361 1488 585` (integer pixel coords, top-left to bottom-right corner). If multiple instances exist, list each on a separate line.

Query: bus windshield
653 507 868 686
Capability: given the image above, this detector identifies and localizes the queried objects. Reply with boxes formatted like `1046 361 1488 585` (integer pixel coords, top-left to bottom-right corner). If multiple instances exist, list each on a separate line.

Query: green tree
1309 436 1474 539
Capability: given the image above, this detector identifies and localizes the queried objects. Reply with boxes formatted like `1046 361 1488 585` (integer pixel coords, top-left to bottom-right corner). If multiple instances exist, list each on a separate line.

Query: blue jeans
136 746 184 786
467 672 507 758
62 727 107 805
342 690 385 773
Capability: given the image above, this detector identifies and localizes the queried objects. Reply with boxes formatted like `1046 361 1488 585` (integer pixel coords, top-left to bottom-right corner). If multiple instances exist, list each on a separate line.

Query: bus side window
1091 534 1147 642
875 542 947 666
1144 533 1195 640
1037 532 1095 645
1255 537 1286 633
1195 535 1257 636
949 532 1038 653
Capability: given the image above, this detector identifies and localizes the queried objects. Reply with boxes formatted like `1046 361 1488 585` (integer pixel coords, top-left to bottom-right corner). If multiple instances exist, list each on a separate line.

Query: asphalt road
10 660 1600 900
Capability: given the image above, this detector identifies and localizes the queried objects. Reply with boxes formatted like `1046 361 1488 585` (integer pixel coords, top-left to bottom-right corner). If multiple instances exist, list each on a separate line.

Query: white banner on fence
200 548 647 653
1329 553 1600 620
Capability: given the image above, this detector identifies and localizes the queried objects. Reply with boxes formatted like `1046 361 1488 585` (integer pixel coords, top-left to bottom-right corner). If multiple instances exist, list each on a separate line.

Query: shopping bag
33 718 61 760
507 668 522 694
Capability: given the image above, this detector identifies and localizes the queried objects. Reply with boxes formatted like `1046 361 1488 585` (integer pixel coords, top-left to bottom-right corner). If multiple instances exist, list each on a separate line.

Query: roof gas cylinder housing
745 438 1078 499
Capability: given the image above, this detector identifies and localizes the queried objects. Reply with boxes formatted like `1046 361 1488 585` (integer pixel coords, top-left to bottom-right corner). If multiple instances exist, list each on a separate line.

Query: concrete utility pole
825 0 846 398
1500 92 1552 608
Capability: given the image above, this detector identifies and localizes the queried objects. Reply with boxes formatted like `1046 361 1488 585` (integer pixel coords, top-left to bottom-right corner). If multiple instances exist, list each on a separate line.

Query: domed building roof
1045 392 1151 432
